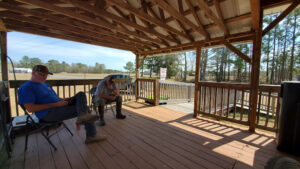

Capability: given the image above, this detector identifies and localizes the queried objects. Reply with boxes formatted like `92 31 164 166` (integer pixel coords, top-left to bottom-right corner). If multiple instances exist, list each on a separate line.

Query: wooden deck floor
3 102 300 169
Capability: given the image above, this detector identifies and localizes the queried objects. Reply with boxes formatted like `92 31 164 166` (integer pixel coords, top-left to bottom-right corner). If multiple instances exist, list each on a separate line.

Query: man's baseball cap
32 65 53 75
104 75 115 83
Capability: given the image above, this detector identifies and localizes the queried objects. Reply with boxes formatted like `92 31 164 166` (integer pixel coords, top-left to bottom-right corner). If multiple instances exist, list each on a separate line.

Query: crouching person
18 65 106 144
94 75 126 126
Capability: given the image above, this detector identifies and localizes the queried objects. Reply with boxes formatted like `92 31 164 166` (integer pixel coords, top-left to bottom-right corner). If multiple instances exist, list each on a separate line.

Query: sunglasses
37 72 48 77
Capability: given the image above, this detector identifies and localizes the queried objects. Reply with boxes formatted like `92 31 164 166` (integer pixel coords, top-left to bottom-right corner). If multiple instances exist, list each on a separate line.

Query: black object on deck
276 82 300 156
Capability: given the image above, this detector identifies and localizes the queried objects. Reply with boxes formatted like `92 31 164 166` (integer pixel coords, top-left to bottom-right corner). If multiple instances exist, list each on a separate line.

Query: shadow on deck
3 102 300 169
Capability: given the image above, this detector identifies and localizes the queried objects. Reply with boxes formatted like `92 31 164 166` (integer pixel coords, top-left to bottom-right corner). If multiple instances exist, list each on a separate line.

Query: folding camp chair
20 105 73 151
90 87 115 116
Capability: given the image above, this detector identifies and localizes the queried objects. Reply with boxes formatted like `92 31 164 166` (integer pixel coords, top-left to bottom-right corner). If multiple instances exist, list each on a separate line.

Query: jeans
94 95 122 119
40 92 96 137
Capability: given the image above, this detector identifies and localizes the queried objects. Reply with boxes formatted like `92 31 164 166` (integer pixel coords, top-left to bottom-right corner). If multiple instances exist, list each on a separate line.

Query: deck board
6 102 300 169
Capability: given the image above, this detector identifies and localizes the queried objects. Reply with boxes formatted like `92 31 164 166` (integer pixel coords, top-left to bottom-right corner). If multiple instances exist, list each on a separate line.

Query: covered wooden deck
3 102 300 169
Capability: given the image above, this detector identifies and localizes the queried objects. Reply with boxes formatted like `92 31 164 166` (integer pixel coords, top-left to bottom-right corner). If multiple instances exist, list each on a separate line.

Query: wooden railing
9 79 135 117
159 81 194 103
135 78 159 105
197 82 280 131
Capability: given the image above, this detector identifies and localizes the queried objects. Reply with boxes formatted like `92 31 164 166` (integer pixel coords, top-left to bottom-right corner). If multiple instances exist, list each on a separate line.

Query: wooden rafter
147 4 180 44
213 0 229 36
158 0 227 23
5 23 137 51
261 0 295 9
140 31 254 55
185 0 209 38
250 0 260 30
262 0 300 36
1 12 148 50
108 0 191 41
194 0 229 36
4 18 140 50
94 0 109 9
151 0 209 40
139 0 170 46
223 40 251 63
109 5 155 49
0 19 6 31
15 0 164 46
64 0 178 45
0 2 154 49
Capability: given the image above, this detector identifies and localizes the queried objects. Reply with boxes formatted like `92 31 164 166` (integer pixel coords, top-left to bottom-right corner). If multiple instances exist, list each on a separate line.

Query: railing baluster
274 92 280 129
57 86 60 97
233 89 237 119
199 85 202 112
203 86 207 113
240 90 244 121
221 88 224 116
257 91 262 125
227 88 230 118
265 92 271 127
73 85 76 95
63 85 65 99
68 85 71 98
214 87 217 116
209 87 212 114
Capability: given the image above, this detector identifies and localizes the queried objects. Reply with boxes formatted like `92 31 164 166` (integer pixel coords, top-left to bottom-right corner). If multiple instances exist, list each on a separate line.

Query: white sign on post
160 68 167 81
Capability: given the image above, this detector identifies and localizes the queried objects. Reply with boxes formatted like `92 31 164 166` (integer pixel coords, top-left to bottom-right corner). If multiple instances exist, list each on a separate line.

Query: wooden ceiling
0 0 295 55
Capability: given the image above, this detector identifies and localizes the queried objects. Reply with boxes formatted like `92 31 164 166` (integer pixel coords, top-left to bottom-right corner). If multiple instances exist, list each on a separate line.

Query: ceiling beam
194 0 229 36
146 4 181 44
139 31 255 55
250 0 260 30
213 0 229 36
0 12 147 50
151 0 209 40
65 0 178 45
262 0 300 36
0 19 6 31
108 0 191 41
0 2 155 48
223 40 251 63
16 0 164 46
4 18 141 51
5 24 137 51
261 0 294 9
185 0 209 37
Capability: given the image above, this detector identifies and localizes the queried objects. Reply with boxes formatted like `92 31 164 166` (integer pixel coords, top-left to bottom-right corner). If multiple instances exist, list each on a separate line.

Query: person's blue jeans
40 92 96 137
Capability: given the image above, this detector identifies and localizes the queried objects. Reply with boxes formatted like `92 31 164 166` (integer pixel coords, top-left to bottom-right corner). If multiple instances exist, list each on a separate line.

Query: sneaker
85 134 106 144
116 114 126 119
97 119 106 126
76 113 99 125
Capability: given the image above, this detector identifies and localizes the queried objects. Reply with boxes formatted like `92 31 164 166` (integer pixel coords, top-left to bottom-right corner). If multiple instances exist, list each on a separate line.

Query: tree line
16 56 122 74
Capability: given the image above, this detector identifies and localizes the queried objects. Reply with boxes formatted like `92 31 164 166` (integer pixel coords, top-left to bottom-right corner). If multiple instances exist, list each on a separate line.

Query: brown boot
76 113 99 125
85 134 106 144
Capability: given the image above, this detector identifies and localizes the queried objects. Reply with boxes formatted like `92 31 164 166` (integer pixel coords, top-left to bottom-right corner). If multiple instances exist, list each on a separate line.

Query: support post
153 79 160 106
135 54 140 101
193 47 201 117
188 86 192 102
0 31 12 121
249 7 263 132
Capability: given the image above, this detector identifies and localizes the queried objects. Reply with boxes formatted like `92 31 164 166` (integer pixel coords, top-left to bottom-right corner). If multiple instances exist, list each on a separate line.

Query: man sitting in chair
18 65 106 144
94 75 126 126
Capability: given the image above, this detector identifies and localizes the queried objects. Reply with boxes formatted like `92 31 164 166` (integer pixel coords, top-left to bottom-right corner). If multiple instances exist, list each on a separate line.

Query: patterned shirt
94 76 117 96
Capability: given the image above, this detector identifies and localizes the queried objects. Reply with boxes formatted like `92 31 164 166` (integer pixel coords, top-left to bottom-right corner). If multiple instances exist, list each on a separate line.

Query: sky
7 32 135 71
